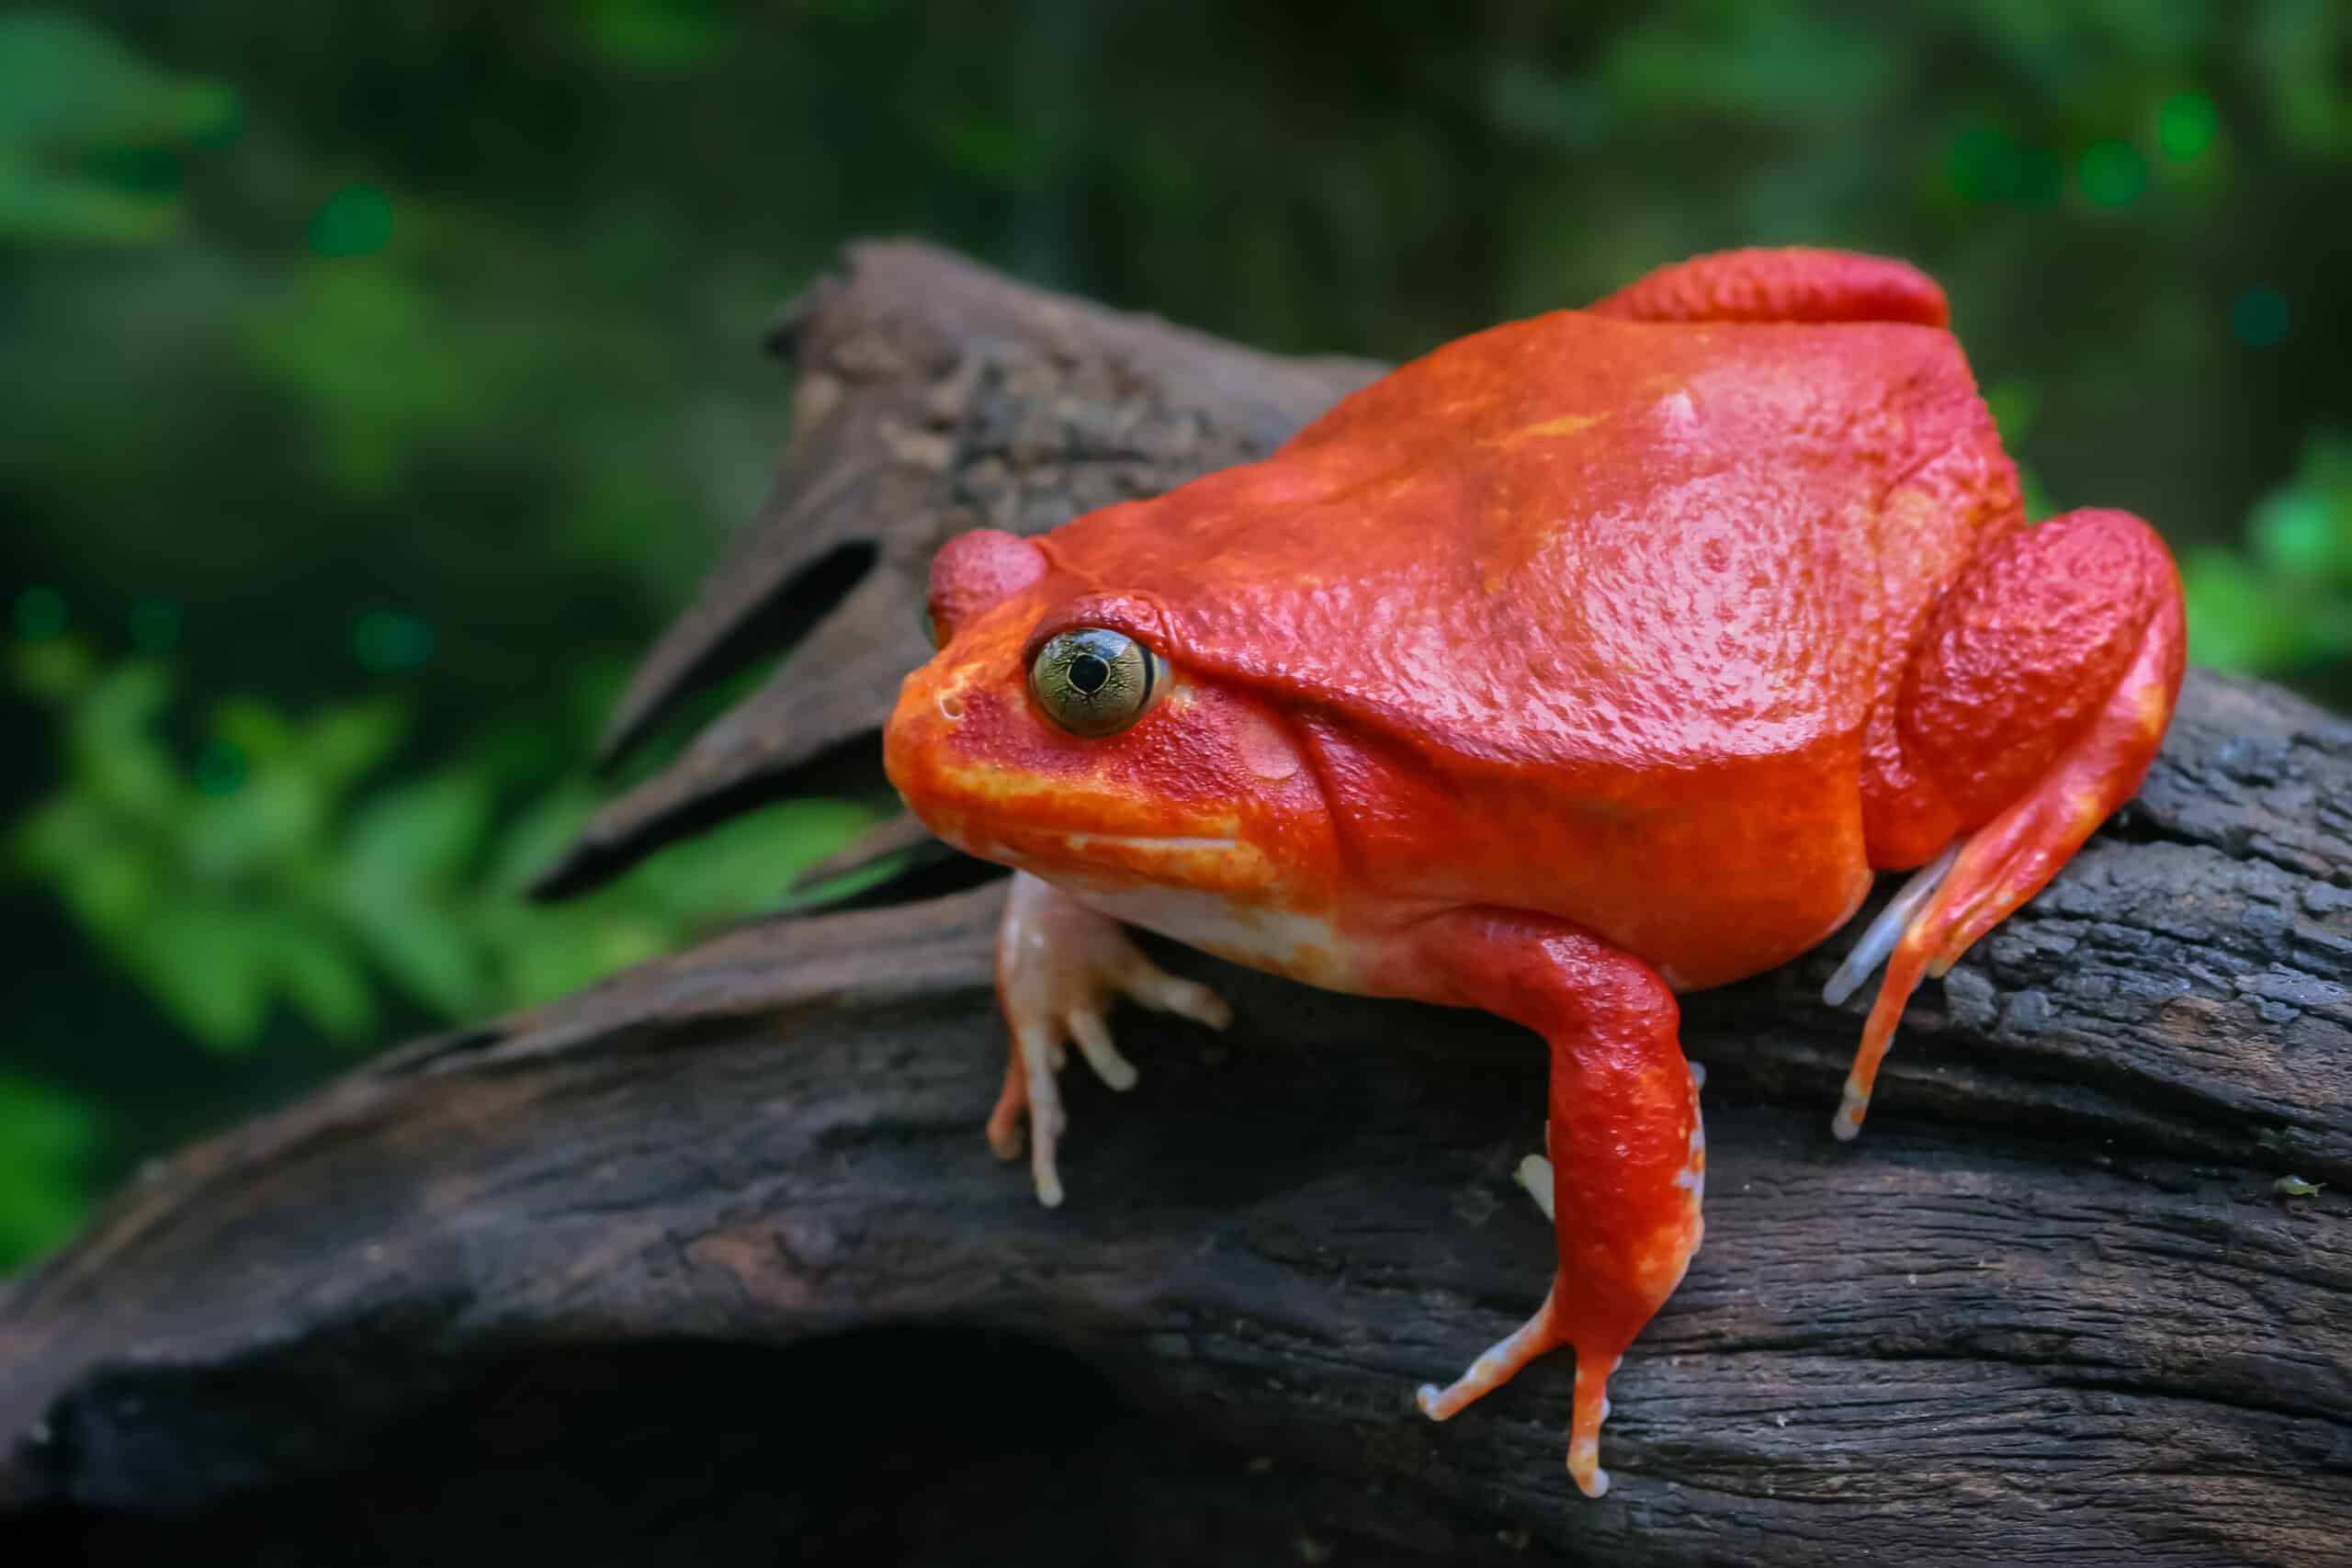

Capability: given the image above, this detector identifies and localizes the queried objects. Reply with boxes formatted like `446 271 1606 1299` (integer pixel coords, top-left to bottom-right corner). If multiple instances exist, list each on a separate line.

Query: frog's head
884 528 1333 907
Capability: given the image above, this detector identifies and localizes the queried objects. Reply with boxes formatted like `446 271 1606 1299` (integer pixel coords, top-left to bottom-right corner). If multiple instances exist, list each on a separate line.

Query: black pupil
1068 652 1111 694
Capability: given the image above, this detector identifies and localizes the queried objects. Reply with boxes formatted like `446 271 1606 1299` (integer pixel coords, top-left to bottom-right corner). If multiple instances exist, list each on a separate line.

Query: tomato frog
882 248 2185 1496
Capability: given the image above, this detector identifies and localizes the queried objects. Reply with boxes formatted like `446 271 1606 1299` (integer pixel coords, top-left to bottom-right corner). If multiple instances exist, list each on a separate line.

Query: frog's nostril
938 692 966 722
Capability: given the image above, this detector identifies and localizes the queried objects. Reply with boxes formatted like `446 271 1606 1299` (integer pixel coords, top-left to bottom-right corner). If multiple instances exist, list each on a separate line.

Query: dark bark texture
4 243 2348 1567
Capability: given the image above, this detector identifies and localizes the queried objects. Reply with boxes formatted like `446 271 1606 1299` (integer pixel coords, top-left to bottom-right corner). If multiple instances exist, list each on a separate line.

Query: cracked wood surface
3 243 2349 1565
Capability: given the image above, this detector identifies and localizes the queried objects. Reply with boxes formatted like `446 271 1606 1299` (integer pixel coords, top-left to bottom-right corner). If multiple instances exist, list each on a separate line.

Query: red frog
882 248 2185 1496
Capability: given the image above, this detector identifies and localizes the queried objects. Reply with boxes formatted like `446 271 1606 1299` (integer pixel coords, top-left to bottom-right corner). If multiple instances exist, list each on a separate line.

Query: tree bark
4 243 2348 1566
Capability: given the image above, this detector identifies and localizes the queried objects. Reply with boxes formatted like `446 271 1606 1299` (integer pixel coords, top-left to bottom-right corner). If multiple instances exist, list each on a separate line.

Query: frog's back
1052 306 2019 774
1046 304 2021 985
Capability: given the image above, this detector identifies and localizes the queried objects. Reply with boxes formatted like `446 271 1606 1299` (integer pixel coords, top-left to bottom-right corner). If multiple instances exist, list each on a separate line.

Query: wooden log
4 243 2347 1566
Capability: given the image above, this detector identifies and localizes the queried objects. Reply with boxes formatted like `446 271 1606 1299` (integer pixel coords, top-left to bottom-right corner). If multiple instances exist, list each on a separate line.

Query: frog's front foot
992 871 1232 1207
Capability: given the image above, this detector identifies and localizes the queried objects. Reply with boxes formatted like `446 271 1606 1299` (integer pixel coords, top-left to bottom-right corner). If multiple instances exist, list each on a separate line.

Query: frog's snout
881 662 954 813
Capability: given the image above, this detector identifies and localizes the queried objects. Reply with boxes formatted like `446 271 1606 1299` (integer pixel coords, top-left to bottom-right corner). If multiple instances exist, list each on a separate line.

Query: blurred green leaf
0 10 234 245
68 662 183 829
2187 430 2352 680
2254 0 2352 160
345 772 495 887
2249 432 2352 578
340 891 492 1018
0 1075 98 1269
9 637 96 701
300 697 411 790
10 793 108 881
483 781 602 896
565 0 735 73
1984 378 2041 446
123 903 277 1051
55 838 161 938
6 640 875 1066
266 918 379 1043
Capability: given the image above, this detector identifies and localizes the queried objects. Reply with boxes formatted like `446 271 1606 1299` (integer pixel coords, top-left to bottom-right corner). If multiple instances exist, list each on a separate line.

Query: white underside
1060 880 1363 991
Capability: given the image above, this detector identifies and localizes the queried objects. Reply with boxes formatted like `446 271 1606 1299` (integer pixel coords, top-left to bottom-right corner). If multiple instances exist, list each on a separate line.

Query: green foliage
9 637 882 1059
0 10 236 243
2182 432 2352 682
0 1075 95 1267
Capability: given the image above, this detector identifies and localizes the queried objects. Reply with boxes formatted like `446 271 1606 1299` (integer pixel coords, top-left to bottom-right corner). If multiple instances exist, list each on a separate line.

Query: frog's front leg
1406 912 1706 1498
991 871 1232 1207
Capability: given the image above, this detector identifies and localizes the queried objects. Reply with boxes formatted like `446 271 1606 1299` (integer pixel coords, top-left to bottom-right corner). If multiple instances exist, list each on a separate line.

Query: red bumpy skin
1404 913 1704 1500
1590 245 1950 327
1836 508 2185 1138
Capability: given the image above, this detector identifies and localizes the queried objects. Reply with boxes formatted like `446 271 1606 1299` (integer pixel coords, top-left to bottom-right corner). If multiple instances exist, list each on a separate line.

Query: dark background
4 0 2348 1270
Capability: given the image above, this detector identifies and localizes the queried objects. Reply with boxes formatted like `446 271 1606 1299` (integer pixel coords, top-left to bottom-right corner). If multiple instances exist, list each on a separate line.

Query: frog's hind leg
1835 509 2185 1140
1409 913 1706 1498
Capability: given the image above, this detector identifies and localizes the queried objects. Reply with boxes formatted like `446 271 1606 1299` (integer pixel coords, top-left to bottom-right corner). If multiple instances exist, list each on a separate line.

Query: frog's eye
1029 626 1167 739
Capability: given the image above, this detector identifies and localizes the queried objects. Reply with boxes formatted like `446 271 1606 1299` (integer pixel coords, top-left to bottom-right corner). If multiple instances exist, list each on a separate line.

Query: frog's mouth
1061 832 1240 855
926 811 1270 896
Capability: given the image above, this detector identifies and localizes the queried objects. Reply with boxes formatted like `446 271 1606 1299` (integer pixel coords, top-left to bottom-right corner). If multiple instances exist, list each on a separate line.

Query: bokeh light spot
193 739 248 796
15 585 67 641
2230 286 2290 348
2078 141 2147 208
354 610 437 672
128 596 181 653
2158 92 2219 162
309 185 393 257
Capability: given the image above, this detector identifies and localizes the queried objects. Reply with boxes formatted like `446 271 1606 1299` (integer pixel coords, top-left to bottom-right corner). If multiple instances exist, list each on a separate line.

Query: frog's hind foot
1833 509 2184 1140
1417 1280 1569 1421
992 872 1232 1207
1415 1284 1623 1499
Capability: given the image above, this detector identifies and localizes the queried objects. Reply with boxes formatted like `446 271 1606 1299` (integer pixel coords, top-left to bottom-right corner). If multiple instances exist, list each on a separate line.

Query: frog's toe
1514 1153 1555 1222
985 1052 1028 1162
1018 1024 1069 1207
1417 1281 1566 1424
1114 959 1233 1033
1065 1007 1137 1091
1824 840 1962 1010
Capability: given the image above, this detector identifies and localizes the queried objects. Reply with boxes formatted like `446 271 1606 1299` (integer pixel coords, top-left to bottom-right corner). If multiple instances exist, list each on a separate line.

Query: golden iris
1029 627 1165 737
